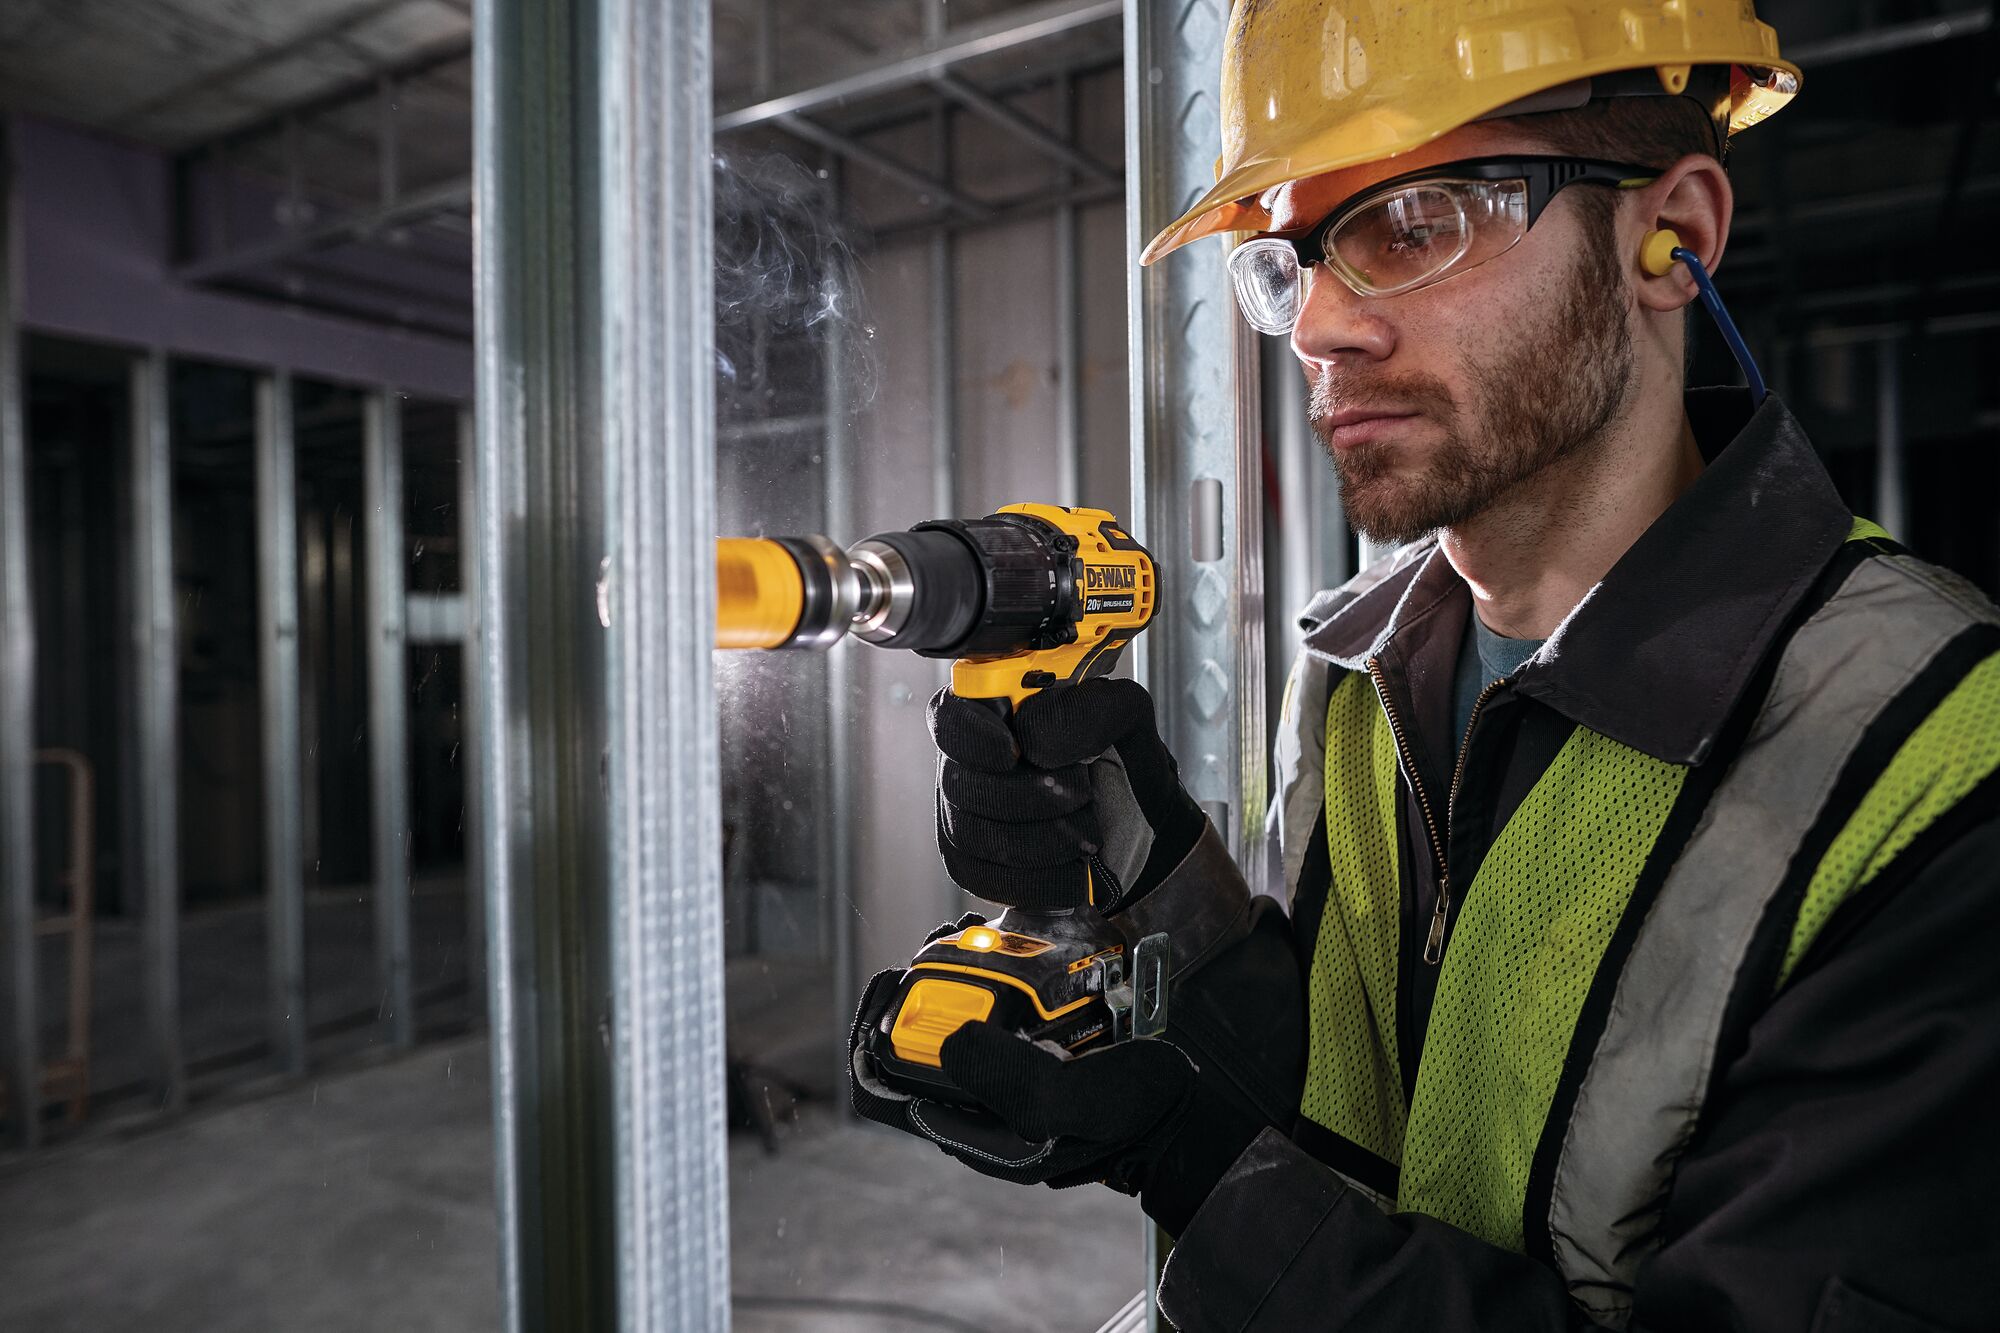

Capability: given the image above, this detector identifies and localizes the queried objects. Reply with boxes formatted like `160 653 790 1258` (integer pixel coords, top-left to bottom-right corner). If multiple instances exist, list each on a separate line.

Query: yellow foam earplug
1641 228 1684 277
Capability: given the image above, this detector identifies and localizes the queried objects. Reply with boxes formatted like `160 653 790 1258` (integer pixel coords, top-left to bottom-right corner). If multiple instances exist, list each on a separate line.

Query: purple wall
13 116 472 400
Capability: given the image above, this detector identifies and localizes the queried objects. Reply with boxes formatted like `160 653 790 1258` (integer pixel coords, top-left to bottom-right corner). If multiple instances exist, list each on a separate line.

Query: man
851 4 2000 1328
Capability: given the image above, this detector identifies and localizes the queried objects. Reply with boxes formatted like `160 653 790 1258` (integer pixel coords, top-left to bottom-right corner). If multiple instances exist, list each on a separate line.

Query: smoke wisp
712 149 875 415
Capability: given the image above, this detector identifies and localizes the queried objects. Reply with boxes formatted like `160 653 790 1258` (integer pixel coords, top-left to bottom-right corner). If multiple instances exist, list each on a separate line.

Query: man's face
1272 124 1637 545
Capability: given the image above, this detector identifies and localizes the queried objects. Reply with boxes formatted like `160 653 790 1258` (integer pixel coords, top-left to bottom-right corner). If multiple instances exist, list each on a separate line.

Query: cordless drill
714 503 1172 1102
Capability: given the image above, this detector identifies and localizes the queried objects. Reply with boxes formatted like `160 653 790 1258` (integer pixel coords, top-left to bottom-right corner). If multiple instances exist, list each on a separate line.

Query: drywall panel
951 217 1062 514
1078 200 1130 521
848 238 961 980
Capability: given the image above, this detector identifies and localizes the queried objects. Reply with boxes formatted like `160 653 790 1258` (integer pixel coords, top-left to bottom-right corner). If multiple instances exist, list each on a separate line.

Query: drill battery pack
862 908 1170 1105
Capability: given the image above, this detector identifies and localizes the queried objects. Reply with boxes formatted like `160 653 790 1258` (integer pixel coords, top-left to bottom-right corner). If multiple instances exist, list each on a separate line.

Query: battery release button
888 978 996 1067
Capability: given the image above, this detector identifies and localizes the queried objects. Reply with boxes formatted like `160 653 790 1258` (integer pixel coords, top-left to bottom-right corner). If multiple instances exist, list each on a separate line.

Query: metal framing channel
821 155 859 1105
364 390 413 1049
1126 4 1267 1317
477 0 610 1316
475 0 729 1324
929 104 959 524
715 0 1120 132
932 70 1116 184
256 370 307 1075
1123 0 1266 863
1053 74 1083 507
928 100 962 925
131 348 185 1111
458 405 484 1023
0 117 38 1149
599 0 730 1320
774 115 989 221
1231 321 1267 878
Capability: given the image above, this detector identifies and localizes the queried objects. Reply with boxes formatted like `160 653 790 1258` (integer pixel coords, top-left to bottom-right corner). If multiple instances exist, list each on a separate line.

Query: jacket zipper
1365 659 1505 966
1365 658 1451 964
1449 680 1505 817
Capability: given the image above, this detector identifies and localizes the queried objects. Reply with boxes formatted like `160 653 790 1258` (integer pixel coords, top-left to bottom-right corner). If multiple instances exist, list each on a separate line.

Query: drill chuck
849 516 1085 658
847 528 984 652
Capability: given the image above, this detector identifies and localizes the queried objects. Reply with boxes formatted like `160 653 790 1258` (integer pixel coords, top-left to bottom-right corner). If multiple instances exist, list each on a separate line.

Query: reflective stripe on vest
1300 544 2000 1329
1550 551 2000 1327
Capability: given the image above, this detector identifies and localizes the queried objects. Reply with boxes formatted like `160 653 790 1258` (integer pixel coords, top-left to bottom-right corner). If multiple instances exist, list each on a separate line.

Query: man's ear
1633 154 1733 316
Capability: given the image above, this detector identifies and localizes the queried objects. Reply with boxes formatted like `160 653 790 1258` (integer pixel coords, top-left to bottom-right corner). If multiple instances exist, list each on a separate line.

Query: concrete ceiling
1 0 1978 161
0 0 1107 214
0 0 470 147
0 0 1116 337
0 0 1045 150
5 0 1988 347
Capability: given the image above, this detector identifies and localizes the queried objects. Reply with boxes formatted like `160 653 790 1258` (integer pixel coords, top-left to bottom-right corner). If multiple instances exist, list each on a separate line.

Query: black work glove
941 1023 1268 1238
849 902 1303 1239
929 678 1204 912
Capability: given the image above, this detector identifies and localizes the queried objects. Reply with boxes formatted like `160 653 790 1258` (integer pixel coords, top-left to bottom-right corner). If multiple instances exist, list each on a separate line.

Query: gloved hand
849 901 1304 1239
929 677 1203 912
947 1021 1275 1238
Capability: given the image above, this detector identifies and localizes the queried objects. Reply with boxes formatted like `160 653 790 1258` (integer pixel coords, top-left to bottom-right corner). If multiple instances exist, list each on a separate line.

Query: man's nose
1290 267 1396 369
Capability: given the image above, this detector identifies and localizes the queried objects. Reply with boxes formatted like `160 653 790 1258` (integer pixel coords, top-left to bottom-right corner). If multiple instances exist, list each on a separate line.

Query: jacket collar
1301 389 1854 765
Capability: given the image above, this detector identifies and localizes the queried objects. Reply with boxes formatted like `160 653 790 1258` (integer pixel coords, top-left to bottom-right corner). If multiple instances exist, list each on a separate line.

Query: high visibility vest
1276 529 2000 1328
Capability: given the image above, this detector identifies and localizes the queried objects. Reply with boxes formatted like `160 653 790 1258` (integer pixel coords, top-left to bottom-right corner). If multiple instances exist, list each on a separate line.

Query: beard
1310 221 1635 546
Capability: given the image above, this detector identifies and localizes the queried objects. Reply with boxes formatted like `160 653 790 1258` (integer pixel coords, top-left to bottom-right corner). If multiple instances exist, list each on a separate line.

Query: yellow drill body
946 504 1157 706
713 504 1167 1101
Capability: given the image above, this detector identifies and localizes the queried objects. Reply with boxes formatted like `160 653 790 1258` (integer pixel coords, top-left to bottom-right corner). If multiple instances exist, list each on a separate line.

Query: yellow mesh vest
1396 731 1683 1248
1302 630 2000 1256
1298 529 1999 1295
1304 667 1684 1244
1299 672 1405 1162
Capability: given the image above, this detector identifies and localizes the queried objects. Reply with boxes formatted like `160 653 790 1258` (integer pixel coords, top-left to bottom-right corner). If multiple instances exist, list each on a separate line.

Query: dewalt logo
1085 565 1137 591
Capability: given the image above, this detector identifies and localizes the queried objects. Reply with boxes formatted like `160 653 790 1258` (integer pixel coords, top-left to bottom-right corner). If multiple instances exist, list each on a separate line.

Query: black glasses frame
1280 156 1661 271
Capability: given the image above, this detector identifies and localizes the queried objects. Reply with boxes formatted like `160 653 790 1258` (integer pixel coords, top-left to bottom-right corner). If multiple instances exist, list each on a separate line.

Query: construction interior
0 1 1996 1329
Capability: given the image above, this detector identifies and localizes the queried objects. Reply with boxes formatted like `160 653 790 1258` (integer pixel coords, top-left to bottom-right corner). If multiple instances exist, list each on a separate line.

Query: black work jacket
1158 390 2000 1332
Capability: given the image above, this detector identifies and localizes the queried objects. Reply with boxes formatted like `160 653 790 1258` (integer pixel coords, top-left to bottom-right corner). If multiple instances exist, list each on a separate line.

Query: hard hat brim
1140 58 1801 267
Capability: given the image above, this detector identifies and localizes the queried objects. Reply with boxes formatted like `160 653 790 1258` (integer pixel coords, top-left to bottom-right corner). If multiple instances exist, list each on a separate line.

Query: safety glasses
1227 157 1658 336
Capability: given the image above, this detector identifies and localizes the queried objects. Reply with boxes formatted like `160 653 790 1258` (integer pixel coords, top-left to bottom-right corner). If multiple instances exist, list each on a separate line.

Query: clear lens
1227 237 1305 335
1327 185 1470 295
1231 178 1533 322
1324 179 1528 297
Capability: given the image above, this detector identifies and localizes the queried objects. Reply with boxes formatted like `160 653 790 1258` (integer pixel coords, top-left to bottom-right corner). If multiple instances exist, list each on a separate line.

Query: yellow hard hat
1141 1 1801 265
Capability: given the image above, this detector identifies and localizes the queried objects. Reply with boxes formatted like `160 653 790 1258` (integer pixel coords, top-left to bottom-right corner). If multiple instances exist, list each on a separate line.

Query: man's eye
1384 227 1442 255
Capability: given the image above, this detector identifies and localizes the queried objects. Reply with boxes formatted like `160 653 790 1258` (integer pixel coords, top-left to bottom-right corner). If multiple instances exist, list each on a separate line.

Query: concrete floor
35 878 477 1110
35 877 838 1119
0 1036 1143 1332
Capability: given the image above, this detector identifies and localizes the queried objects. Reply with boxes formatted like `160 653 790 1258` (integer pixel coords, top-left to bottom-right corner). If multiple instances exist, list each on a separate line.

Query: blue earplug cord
1672 247 1768 404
